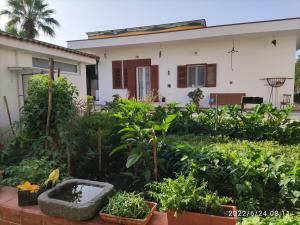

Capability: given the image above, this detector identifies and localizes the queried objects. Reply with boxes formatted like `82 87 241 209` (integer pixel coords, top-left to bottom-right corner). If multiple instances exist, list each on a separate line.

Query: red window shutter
206 64 217 87
151 65 159 102
177 65 187 88
112 61 122 89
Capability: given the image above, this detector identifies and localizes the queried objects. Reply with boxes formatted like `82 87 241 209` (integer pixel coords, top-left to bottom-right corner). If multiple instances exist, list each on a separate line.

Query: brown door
123 59 151 99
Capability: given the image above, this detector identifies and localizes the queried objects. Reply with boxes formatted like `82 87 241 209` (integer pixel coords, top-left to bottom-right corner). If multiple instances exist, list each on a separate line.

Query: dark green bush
161 135 300 212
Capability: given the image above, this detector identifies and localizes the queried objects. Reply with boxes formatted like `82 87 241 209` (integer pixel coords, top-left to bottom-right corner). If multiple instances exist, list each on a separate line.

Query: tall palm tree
0 0 59 39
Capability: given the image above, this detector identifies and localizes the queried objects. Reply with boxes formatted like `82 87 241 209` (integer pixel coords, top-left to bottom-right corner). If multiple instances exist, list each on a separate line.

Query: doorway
136 66 151 100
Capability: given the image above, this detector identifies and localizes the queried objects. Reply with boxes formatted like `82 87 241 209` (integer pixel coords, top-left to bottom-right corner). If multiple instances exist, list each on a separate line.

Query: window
32 57 78 73
187 65 206 87
177 64 216 88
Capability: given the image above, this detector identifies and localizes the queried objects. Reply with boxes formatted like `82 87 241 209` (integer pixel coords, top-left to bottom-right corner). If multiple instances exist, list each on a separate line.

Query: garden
0 75 299 225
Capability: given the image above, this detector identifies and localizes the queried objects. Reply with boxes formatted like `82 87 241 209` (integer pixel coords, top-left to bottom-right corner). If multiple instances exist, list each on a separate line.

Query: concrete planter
167 205 238 225
38 179 114 221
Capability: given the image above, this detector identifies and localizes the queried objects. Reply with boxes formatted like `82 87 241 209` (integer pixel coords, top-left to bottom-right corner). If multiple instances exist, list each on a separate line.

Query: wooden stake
45 58 54 149
97 128 103 179
57 68 60 77
152 129 158 181
66 146 71 176
3 96 15 136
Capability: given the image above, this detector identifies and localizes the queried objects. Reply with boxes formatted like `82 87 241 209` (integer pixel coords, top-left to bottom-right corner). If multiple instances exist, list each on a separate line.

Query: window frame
187 64 207 88
32 57 78 74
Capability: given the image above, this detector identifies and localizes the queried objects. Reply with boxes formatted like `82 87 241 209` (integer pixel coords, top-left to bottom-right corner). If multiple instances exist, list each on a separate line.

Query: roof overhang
8 67 50 74
68 17 300 50
0 32 98 64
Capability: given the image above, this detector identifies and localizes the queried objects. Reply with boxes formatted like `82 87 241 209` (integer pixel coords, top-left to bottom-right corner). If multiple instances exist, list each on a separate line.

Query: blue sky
0 0 299 48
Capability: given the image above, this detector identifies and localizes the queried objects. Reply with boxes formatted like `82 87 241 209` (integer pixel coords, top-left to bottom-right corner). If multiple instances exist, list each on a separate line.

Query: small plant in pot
188 88 204 113
100 192 157 225
17 169 60 206
146 173 237 225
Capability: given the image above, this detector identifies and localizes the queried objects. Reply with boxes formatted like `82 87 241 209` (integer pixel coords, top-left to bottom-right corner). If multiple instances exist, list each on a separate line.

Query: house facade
0 31 98 133
68 18 300 107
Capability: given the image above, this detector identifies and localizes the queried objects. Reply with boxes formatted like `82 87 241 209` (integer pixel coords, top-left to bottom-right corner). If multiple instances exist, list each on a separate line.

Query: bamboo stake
97 128 103 179
45 58 54 149
3 96 15 136
152 129 158 181
66 146 71 176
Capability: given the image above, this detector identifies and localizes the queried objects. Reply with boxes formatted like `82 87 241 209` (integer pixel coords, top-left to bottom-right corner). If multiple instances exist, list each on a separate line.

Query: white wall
84 32 296 107
0 46 88 131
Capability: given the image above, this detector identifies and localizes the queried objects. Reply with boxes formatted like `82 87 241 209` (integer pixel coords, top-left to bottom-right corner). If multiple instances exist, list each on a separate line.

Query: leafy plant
161 136 300 212
2 157 67 187
146 173 232 217
110 99 176 183
239 214 300 225
188 88 204 112
103 192 150 219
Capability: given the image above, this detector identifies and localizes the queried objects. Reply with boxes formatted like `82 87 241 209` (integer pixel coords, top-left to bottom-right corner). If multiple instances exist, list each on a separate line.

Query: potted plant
147 173 237 225
100 191 157 225
188 88 204 113
17 169 60 206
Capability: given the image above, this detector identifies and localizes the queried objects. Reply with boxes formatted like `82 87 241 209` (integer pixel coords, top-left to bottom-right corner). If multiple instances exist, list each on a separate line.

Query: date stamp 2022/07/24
226 210 290 217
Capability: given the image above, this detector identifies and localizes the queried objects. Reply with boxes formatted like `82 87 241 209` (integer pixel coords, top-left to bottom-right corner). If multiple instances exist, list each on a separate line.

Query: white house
68 18 300 107
0 31 98 132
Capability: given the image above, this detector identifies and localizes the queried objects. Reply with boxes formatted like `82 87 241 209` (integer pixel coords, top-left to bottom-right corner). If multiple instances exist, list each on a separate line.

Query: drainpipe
95 57 100 101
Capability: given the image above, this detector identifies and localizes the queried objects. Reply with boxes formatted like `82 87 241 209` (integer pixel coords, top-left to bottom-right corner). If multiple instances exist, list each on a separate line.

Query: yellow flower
44 169 60 186
17 182 40 193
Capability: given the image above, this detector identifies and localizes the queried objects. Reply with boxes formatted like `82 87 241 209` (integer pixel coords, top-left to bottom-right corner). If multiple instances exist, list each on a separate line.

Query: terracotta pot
167 205 237 225
100 201 157 225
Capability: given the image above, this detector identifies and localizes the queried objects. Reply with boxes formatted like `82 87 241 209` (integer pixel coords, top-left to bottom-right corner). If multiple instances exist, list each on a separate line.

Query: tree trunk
3 96 15 136
97 129 103 179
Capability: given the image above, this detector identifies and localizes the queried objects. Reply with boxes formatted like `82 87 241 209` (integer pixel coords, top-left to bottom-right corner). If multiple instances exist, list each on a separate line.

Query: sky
0 0 300 48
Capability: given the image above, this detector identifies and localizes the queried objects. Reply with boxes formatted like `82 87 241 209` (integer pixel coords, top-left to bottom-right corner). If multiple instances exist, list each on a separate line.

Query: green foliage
103 192 150 219
110 99 176 184
188 88 204 112
239 214 300 225
161 136 300 212
147 173 232 216
22 75 78 139
1 0 60 38
2 157 67 186
163 103 300 144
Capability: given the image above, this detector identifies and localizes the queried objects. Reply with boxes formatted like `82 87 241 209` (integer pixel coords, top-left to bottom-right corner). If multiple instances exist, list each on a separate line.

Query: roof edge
0 31 99 60
68 17 300 43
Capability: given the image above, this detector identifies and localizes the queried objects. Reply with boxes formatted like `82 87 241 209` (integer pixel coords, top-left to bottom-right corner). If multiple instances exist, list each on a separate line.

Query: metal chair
280 94 292 108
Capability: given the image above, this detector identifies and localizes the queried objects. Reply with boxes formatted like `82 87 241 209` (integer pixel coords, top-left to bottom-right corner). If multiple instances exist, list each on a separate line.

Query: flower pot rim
100 201 157 225
168 204 238 220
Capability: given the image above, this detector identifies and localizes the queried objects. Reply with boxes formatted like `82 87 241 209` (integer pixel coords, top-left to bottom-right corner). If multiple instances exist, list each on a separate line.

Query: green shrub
239 214 300 225
161 136 300 212
103 192 150 219
146 173 232 216
22 75 78 139
2 157 67 186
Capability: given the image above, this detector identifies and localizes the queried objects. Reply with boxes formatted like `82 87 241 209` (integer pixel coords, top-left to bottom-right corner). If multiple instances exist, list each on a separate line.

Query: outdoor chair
280 94 292 108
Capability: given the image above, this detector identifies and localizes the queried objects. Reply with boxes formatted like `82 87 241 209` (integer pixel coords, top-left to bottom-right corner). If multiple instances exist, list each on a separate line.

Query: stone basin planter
38 179 114 221
167 205 238 225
